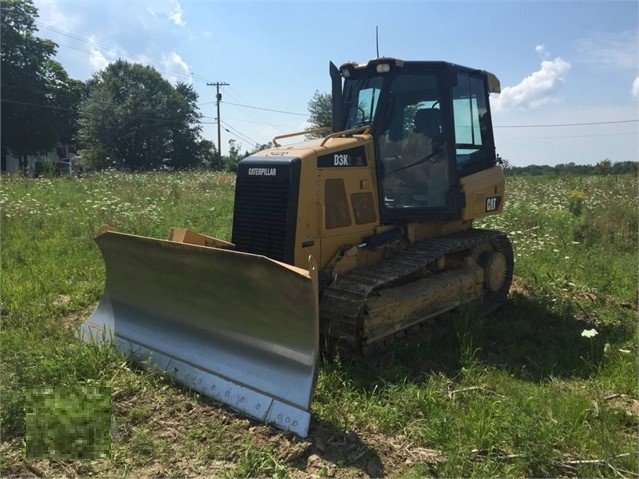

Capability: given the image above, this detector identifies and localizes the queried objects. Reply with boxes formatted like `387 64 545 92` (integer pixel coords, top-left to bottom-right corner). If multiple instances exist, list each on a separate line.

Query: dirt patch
60 303 97 336
3 379 445 478
605 393 639 418
509 275 534 297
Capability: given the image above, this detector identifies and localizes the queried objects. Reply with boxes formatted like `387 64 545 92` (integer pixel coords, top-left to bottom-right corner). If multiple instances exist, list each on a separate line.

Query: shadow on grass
471 292 635 382
332 289 636 390
130 364 387 478
185 390 386 477
57 289 632 478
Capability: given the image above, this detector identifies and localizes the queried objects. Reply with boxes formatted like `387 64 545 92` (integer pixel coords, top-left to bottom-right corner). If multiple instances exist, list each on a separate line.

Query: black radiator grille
231 157 301 264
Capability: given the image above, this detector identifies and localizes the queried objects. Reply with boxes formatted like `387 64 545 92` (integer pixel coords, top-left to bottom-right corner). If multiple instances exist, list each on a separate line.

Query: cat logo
485 196 501 212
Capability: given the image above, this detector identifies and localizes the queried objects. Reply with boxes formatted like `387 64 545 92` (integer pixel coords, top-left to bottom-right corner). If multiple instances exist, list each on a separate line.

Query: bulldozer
81 58 513 437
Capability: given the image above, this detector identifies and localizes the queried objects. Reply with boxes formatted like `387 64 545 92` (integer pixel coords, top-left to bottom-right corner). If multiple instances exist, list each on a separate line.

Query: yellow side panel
287 138 380 270
459 167 506 221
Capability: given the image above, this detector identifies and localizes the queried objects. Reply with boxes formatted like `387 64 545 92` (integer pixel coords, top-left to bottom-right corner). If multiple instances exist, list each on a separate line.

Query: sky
32 0 638 166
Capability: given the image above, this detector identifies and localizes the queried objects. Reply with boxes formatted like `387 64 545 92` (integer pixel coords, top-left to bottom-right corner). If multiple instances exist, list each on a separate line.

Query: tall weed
1 171 637 477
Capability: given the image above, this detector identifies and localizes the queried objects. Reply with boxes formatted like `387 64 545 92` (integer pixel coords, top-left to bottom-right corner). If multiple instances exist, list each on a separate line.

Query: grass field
1 170 637 478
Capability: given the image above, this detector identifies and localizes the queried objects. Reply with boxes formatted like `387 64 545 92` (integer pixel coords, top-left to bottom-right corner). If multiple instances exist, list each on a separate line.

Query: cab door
375 68 459 222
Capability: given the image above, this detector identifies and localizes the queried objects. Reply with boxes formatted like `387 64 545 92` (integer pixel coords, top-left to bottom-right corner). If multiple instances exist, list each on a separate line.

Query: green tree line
504 159 638 176
1 0 222 173
3 2 635 176
1 0 85 171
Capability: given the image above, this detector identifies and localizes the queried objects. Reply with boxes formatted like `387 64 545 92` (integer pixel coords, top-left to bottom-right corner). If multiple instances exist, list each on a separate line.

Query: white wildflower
581 329 598 339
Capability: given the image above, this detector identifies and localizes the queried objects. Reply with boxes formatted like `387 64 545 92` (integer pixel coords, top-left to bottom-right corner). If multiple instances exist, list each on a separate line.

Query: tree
250 142 272 153
168 82 203 169
611 161 639 175
223 139 244 172
306 90 332 137
1 0 81 171
222 139 250 172
198 139 217 169
595 158 612 176
79 60 203 170
497 155 511 174
52 72 86 147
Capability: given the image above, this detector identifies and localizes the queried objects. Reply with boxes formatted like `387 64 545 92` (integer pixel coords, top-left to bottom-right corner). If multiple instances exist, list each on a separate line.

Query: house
4 144 85 176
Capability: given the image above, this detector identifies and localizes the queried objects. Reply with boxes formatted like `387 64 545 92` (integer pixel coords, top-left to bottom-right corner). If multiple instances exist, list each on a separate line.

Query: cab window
343 76 384 129
376 73 449 209
453 73 494 176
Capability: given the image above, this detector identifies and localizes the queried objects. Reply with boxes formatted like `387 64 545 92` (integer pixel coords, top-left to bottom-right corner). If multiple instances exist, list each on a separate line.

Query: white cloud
535 44 550 59
34 0 193 82
169 2 186 27
89 35 112 72
35 0 81 32
147 1 186 27
632 77 639 100
89 49 110 72
577 30 637 71
162 52 191 84
492 57 571 111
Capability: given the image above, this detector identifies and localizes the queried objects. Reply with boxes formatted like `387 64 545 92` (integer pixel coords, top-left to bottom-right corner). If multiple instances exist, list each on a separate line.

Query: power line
218 102 637 127
1 98 200 126
34 21 203 84
220 120 259 146
221 128 247 145
223 128 255 147
214 115 294 127
5 76 638 146
26 23 639 134
496 131 636 140
2 96 278 137
6 94 637 134
223 101 308 117
494 119 638 128
224 87 288 137
1 98 74 112
29 21 639 135
54 40 197 83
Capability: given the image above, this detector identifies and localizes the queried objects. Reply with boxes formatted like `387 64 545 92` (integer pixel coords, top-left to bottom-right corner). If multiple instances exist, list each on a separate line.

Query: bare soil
3 308 444 479
4 385 444 478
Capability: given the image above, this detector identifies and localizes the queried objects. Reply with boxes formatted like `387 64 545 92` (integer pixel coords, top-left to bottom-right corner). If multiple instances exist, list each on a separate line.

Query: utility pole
207 81 229 170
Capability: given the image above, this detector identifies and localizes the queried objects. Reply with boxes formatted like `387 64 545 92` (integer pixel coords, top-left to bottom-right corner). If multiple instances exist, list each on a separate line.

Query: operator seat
407 108 448 207
413 108 443 139
403 108 443 158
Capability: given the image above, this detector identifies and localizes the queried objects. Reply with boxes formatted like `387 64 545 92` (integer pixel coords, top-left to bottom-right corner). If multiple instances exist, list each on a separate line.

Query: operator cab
332 58 500 223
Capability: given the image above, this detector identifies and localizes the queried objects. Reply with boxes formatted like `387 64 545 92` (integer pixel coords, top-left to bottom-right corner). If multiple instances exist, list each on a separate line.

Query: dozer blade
81 230 319 437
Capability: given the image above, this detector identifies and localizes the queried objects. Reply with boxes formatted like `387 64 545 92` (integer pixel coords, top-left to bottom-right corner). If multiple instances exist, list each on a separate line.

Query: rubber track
319 228 513 354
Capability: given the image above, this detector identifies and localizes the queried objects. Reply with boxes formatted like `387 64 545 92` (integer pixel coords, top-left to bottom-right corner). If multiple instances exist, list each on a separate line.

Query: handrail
272 125 371 148
319 126 370 147
272 127 330 147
